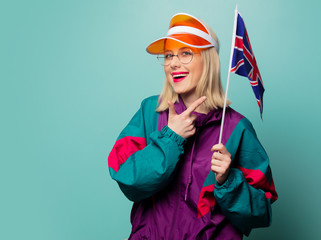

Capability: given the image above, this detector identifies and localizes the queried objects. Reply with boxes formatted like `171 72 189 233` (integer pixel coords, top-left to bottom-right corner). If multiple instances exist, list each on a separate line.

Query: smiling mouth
172 72 189 82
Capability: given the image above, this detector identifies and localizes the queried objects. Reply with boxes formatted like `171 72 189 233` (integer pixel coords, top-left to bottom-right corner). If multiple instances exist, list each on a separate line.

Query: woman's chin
172 86 196 96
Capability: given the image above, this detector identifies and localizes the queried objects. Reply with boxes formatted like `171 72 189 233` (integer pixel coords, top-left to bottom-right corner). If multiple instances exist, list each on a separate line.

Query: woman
108 13 278 239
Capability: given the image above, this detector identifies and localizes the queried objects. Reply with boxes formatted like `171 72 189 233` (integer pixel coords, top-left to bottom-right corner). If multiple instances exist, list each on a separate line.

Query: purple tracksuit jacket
108 96 278 239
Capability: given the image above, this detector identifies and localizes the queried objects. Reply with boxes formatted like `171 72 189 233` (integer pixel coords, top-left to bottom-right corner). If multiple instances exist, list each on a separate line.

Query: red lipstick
172 72 189 83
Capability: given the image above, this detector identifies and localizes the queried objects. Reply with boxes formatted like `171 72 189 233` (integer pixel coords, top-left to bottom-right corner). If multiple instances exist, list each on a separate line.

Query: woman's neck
180 93 209 114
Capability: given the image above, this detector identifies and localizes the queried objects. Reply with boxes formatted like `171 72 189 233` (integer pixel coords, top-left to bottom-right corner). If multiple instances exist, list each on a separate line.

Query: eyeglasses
157 48 199 66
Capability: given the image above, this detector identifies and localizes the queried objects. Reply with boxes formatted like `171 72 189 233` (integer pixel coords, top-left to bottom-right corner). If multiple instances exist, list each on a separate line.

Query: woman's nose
170 55 181 68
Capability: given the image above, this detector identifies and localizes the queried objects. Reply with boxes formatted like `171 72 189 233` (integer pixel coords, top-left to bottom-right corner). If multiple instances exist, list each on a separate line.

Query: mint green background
1 0 320 239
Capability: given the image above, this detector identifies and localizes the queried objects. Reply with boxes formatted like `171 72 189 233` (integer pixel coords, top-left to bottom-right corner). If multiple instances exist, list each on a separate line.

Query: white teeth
173 74 188 78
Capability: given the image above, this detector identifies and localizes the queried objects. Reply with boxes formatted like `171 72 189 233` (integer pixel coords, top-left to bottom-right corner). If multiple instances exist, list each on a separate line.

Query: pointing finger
184 96 207 116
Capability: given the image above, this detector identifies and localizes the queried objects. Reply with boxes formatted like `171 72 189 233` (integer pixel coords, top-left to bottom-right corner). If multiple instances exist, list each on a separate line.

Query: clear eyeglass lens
178 49 193 64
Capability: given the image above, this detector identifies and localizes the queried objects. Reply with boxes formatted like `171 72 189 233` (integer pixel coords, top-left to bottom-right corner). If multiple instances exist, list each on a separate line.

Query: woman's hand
211 143 232 185
167 96 206 139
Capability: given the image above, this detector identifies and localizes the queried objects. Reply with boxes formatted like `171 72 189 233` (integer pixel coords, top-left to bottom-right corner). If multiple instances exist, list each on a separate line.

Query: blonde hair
156 25 230 112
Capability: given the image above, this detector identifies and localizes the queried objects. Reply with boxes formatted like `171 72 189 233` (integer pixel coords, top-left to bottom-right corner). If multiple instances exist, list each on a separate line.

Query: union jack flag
230 12 265 118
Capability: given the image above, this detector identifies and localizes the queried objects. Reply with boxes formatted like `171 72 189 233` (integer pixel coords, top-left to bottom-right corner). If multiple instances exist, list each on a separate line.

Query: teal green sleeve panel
112 126 186 202
214 117 278 236
108 96 186 202
214 169 272 236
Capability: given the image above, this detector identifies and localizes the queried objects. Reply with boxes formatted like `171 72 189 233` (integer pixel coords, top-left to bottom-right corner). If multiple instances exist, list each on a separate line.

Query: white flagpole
218 4 239 144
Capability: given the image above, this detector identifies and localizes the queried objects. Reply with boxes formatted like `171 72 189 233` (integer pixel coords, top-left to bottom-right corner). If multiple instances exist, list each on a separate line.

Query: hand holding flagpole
211 5 238 185
213 5 265 185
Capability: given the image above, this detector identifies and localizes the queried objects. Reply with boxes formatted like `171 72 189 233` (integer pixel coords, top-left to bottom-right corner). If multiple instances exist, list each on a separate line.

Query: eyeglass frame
157 48 200 66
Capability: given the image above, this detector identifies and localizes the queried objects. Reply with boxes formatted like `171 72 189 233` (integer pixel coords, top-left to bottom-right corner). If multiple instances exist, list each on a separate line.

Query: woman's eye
182 51 192 56
165 54 173 59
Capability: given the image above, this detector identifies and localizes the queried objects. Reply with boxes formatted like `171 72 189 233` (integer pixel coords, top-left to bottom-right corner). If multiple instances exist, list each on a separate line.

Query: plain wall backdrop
1 0 321 239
